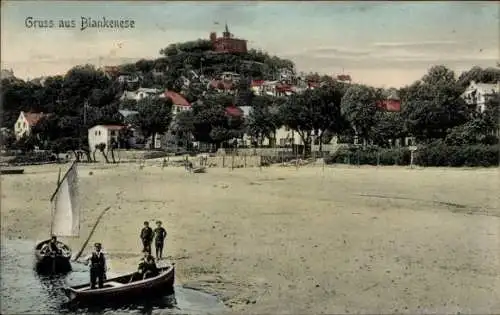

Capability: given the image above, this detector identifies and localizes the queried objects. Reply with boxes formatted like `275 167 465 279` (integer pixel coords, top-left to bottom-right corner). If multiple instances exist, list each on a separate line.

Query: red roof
225 106 243 117
276 83 293 92
210 80 234 91
22 111 47 127
251 80 265 87
165 91 190 107
337 74 352 81
377 100 401 112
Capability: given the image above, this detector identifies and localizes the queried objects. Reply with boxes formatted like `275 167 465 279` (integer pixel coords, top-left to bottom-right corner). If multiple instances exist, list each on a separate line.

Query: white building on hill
462 81 500 112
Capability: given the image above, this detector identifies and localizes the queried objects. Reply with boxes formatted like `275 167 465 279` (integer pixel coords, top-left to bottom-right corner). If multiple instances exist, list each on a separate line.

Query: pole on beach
72 206 111 262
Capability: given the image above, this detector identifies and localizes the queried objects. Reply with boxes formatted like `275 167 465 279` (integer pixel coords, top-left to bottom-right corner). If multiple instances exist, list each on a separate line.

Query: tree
483 92 500 136
173 110 195 149
120 99 137 111
370 111 405 147
457 66 500 90
279 91 321 155
95 142 109 163
310 84 348 151
340 84 382 146
246 96 281 146
401 65 469 143
132 97 173 148
191 94 244 149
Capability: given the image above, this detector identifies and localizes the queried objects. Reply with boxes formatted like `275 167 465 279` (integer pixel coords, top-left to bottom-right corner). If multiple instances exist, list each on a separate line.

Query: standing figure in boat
84 243 107 289
138 251 159 279
154 220 167 260
140 221 153 255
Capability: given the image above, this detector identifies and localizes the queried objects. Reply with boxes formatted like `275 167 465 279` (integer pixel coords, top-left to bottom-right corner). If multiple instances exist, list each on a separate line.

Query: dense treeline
1 37 499 167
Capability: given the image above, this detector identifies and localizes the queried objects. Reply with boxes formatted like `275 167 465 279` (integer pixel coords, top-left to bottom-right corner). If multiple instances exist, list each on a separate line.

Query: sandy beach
1 162 499 314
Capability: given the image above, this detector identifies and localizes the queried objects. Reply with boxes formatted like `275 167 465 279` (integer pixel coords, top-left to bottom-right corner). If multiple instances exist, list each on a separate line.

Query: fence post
244 154 247 168
231 152 234 171
222 155 225 168
377 151 380 167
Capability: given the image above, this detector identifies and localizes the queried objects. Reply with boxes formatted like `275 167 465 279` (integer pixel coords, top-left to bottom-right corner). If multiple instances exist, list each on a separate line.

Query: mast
50 167 63 236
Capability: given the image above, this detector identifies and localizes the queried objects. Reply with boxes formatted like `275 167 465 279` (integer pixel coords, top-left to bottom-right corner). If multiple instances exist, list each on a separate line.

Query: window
110 130 116 136
95 131 98 136
98 131 101 136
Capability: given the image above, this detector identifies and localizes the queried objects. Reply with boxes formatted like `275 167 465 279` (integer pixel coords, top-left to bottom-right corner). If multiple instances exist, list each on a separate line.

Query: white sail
50 162 80 237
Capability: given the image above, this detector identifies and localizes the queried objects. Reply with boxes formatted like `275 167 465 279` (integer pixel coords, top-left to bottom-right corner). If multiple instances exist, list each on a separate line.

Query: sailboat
34 161 80 274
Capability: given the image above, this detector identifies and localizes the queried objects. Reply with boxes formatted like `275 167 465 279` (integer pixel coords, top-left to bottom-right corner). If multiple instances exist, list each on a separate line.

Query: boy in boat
140 221 154 255
154 220 167 260
137 250 159 279
83 243 107 289
41 236 62 256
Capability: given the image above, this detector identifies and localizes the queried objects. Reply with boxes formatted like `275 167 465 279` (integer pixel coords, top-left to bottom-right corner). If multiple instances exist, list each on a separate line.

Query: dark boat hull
1 169 24 175
64 265 175 304
34 239 72 274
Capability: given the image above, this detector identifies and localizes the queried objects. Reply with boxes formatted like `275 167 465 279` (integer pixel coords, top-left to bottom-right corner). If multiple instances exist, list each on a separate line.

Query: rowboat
34 161 80 274
34 239 72 273
63 264 175 303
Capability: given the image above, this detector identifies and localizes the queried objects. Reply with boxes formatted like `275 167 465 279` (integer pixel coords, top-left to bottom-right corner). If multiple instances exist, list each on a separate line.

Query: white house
14 111 48 140
88 125 124 151
120 88 162 102
462 81 500 112
117 74 140 84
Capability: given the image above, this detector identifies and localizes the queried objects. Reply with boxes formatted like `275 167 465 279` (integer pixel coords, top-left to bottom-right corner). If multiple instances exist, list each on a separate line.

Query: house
377 91 401 112
163 90 191 115
117 74 140 84
102 66 121 79
278 68 295 81
14 111 48 140
88 125 124 151
208 79 236 94
118 109 139 124
462 81 500 112
221 72 241 82
209 24 247 54
1 69 15 80
120 88 162 101
336 74 352 83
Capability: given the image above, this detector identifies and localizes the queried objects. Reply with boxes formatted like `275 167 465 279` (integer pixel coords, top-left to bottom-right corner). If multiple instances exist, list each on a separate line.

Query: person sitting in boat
83 242 107 289
137 251 158 279
41 236 62 256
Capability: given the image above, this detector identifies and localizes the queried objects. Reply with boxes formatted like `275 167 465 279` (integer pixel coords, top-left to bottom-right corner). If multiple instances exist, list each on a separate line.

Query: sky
1 1 499 87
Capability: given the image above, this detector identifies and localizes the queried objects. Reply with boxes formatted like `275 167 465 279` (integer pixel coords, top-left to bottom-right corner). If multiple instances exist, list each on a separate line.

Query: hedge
324 146 410 166
414 143 499 167
324 144 499 167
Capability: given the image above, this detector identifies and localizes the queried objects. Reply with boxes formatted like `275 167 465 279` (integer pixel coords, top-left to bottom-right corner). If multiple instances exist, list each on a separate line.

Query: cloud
372 41 461 49
278 47 373 59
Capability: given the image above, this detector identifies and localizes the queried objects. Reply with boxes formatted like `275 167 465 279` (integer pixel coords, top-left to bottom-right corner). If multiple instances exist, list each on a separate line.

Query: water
1 239 227 314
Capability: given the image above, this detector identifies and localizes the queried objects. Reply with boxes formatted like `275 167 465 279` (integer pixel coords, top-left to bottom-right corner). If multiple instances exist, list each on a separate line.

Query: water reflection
1 239 225 315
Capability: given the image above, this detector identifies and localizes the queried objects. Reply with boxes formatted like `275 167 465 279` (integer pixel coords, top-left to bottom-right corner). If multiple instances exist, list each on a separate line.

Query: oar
72 206 111 262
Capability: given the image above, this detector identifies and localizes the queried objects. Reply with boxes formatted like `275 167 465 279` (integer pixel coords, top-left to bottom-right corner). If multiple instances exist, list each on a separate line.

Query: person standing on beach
140 221 154 254
154 221 167 260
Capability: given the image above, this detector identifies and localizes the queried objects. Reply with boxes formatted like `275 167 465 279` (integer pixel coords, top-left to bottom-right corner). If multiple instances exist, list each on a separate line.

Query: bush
324 146 410 166
324 143 499 167
415 143 499 167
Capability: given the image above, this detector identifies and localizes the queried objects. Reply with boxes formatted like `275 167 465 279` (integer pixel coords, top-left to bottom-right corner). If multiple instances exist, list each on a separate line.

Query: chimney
210 32 217 42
